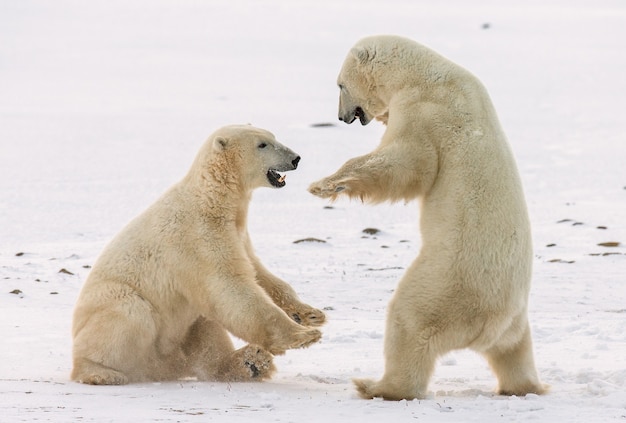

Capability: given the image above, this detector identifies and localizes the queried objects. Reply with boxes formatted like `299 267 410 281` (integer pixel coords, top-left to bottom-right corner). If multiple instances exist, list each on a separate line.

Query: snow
1 0 625 421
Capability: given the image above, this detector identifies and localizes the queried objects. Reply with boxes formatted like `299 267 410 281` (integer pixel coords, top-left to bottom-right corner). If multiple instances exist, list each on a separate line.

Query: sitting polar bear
72 124 325 385
309 35 546 400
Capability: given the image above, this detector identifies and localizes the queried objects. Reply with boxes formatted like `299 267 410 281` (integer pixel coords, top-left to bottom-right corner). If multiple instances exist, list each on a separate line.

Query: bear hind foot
72 359 129 385
354 378 377 399
219 344 276 382
353 377 426 401
498 381 549 396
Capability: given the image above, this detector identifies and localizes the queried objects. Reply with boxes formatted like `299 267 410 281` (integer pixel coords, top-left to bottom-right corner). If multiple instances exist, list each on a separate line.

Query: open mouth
340 107 369 125
354 107 369 125
267 169 287 188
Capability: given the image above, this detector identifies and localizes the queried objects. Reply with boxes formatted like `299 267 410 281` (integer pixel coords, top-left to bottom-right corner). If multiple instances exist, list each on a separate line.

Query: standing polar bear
72 124 325 385
309 35 545 400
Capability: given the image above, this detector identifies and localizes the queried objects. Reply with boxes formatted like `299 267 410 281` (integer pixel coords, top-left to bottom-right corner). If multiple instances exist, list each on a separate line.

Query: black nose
292 156 301 169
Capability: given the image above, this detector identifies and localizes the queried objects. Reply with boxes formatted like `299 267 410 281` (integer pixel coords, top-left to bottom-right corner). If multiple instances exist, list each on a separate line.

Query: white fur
309 35 546 400
72 125 325 385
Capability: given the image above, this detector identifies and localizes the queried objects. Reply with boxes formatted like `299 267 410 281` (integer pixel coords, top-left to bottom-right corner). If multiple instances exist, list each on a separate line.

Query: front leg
245 235 326 327
205 273 322 355
253 253 326 326
256 264 326 327
308 152 394 203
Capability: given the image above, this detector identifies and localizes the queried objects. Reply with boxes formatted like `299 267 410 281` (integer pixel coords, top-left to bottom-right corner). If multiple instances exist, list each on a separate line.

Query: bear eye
258 142 267 149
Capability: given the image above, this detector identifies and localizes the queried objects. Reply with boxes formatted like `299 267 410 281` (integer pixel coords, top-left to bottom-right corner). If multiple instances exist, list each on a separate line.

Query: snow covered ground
1 0 625 421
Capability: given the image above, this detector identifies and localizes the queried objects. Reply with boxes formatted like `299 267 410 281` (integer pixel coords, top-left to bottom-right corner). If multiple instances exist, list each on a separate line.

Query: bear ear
351 46 374 64
213 136 229 151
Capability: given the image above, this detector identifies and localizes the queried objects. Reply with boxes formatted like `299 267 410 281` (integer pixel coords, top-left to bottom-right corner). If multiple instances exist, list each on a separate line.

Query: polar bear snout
270 151 300 172
339 110 356 124
266 150 301 188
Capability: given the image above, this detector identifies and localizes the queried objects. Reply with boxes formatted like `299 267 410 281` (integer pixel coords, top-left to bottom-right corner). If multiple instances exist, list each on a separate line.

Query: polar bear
72 124 325 385
309 35 545 400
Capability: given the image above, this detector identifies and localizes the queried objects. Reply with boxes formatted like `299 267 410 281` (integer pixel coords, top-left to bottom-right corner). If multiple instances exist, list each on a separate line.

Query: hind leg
182 317 275 382
71 296 162 385
354 310 440 399
217 344 276 381
71 357 129 385
483 318 547 396
353 257 487 401
354 277 448 400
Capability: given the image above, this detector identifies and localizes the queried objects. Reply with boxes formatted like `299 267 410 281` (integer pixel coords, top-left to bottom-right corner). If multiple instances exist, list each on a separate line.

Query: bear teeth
267 170 286 187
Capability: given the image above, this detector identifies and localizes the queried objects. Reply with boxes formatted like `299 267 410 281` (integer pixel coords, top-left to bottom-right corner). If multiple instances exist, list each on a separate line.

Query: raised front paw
289 305 326 327
289 327 322 350
308 178 347 199
267 327 322 356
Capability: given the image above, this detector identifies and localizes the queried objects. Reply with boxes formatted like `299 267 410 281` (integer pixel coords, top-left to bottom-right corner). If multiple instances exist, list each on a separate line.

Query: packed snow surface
1 1 625 421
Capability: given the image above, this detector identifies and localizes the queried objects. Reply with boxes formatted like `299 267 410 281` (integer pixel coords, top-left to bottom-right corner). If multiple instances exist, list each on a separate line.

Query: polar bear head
192 125 300 192
336 49 377 126
336 35 422 126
